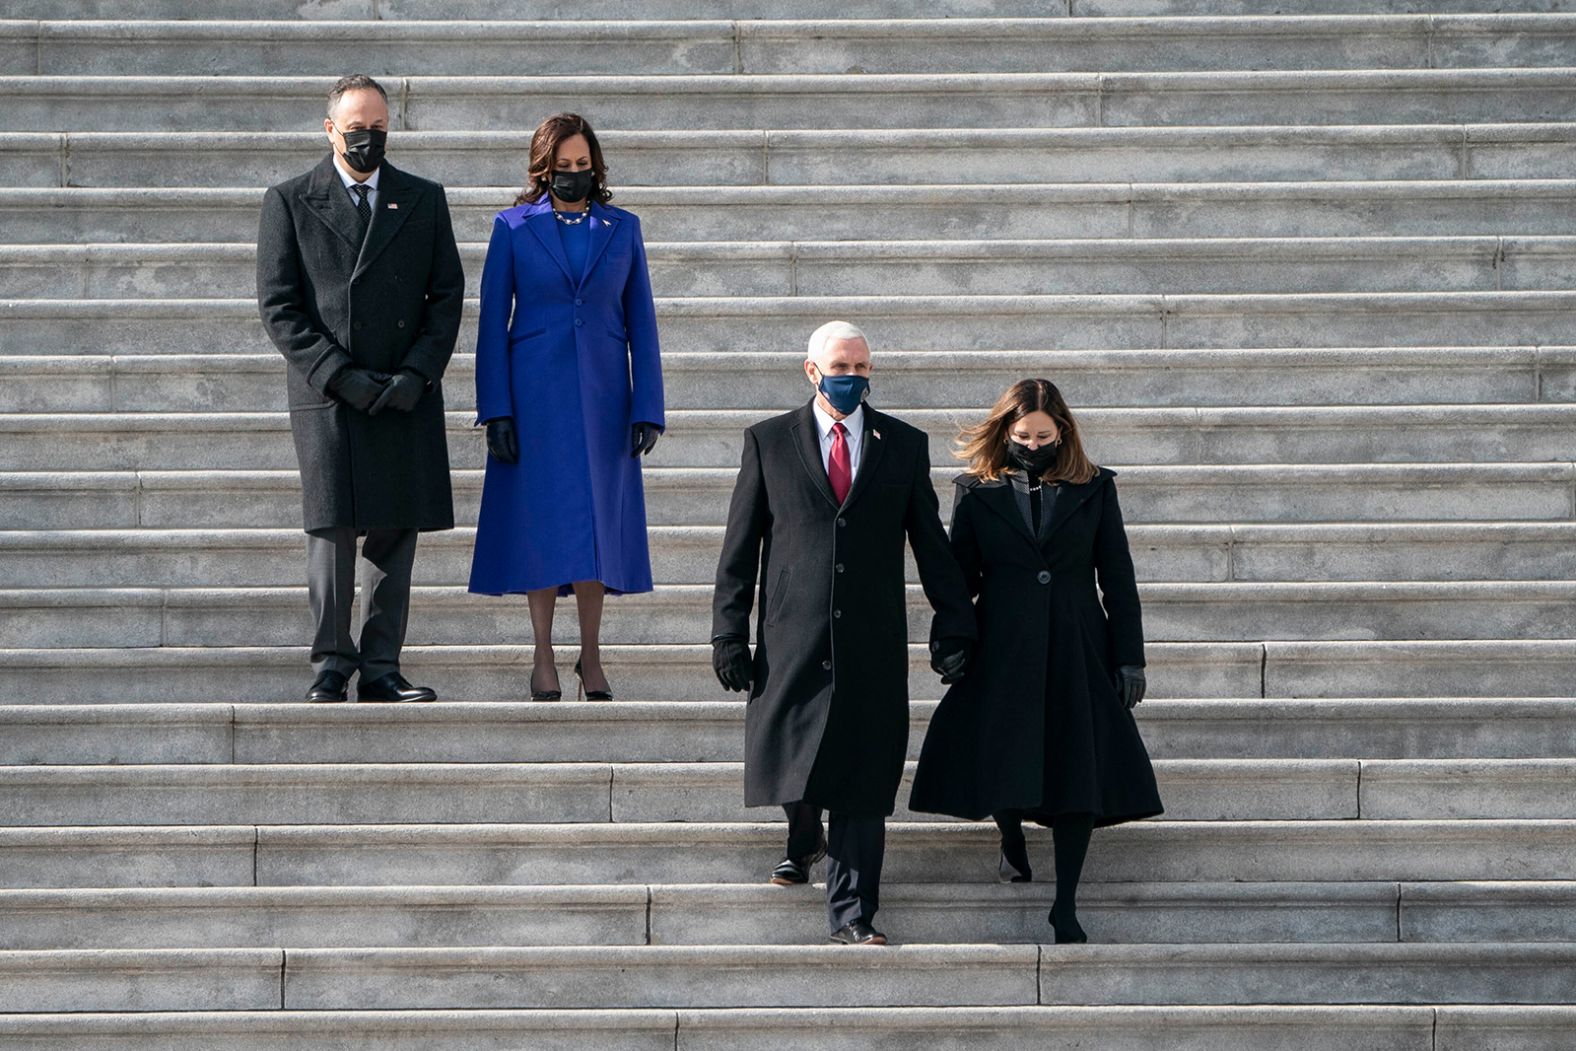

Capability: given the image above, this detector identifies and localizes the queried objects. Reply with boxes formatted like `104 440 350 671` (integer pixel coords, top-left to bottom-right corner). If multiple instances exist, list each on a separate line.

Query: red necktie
829 422 852 504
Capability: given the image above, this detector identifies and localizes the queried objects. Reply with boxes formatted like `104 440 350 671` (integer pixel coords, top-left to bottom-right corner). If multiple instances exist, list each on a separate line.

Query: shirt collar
812 399 864 440
333 153 381 193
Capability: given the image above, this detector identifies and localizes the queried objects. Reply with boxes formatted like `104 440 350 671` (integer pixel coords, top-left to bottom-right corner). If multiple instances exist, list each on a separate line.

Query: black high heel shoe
999 826 1033 884
529 663 561 702
574 658 614 701
1048 902 1089 944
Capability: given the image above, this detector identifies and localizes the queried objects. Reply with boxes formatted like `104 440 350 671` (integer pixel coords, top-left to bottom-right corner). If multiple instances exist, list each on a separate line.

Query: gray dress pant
785 801 887 933
306 528 417 680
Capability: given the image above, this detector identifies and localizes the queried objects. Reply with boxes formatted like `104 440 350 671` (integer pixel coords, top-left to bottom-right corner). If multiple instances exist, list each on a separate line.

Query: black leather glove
632 422 662 457
328 367 389 413
930 637 973 685
712 636 753 693
485 418 519 464
1116 665 1146 710
368 369 426 415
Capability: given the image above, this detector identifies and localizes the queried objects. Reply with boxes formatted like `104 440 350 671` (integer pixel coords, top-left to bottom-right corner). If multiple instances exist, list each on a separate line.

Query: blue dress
468 198 665 597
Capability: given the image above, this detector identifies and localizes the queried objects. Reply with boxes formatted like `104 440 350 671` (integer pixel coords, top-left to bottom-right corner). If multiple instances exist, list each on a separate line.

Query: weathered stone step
9 291 1576 356
4 819 1570 888
5 16 1576 77
3 581 1573 649
3 942 1575 1011
4 70 1575 132
2 522 1568 591
0 638 1553 703
4 460 1571 535
1 881 1570 950
5 181 1573 241
4 404 1574 470
6 698 1573 766
6 347 1560 414
14 235 1576 299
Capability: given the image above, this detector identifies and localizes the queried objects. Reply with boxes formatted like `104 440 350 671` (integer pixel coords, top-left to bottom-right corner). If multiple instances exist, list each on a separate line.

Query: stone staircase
1 2 1575 1047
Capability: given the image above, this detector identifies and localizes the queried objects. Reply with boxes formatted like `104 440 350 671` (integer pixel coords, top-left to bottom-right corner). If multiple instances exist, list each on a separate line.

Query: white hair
806 320 871 364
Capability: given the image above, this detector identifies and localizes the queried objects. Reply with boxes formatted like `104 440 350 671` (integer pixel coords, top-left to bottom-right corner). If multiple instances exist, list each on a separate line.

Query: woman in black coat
909 378 1163 943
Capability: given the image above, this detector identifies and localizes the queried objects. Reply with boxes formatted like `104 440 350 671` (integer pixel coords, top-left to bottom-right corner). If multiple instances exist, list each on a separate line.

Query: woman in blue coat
469 113 665 702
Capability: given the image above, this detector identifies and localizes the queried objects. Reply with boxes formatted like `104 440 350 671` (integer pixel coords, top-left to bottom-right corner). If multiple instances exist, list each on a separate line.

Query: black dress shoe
999 829 1033 884
574 658 614 701
1049 903 1089 944
769 835 828 886
306 670 349 703
830 921 888 945
357 672 437 703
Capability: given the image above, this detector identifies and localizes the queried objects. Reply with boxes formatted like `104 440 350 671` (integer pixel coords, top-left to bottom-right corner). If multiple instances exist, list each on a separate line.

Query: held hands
368 369 427 415
328 367 390 413
485 418 520 465
1116 665 1147 710
930 637 973 685
712 636 754 693
632 422 662 458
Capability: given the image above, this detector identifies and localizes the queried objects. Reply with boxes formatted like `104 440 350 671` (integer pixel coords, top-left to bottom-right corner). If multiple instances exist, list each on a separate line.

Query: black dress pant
306 527 417 679
785 801 886 933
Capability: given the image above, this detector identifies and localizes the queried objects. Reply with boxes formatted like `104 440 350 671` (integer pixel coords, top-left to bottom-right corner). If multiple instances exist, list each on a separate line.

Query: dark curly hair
513 112 614 207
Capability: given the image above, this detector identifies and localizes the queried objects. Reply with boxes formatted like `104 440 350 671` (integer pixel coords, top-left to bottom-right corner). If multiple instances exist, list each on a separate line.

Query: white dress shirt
812 399 865 479
333 154 381 212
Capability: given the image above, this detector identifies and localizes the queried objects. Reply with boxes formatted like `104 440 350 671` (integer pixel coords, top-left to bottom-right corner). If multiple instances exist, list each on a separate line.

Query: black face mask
550 168 597 203
1007 439 1059 476
337 127 387 174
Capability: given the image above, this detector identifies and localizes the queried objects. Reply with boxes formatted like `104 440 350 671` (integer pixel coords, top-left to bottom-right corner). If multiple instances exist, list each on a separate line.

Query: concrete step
4 460 1571 533
3 581 1574 649
8 291 1576 356
5 347 1561 414
6 181 1576 241
14 235 1576 299
4 71 1576 133
2 521 1569 590
3 756 1471 825
0 638 1572 703
4 819 1571 888
3 403 1574 470
5 698 1574 766
5 880 1573 950
7 16 1576 77
3 941 1576 1011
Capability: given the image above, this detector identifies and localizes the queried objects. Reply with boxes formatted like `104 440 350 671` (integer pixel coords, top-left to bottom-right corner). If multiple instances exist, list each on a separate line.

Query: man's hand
930 637 973 685
368 369 427 415
485 418 519 464
712 636 753 693
632 422 662 458
328 367 389 413
1116 665 1147 709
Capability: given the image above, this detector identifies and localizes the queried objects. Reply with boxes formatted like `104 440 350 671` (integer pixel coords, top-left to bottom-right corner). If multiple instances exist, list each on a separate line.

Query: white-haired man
711 320 977 944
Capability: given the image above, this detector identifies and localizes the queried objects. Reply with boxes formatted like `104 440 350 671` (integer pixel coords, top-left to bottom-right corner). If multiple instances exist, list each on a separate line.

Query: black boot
994 812 1032 883
1047 813 1094 943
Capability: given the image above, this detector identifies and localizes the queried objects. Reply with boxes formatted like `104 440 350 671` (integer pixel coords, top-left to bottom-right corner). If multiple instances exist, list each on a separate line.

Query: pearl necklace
553 208 589 225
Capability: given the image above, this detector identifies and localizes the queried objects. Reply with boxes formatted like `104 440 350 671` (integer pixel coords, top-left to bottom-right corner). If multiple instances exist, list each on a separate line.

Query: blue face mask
816 371 870 416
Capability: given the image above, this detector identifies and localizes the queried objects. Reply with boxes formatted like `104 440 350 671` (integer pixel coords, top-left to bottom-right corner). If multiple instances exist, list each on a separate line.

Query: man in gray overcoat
256 74 464 703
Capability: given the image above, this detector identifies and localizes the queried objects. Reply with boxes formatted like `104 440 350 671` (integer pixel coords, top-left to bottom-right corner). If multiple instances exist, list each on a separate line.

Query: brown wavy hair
957 378 1098 485
513 112 614 207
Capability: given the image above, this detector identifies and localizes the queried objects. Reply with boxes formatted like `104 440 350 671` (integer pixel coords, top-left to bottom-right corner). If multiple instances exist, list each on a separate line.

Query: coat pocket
510 327 547 346
765 567 791 626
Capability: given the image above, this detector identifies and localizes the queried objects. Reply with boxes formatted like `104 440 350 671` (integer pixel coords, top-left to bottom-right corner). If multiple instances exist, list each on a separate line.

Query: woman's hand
632 422 662 457
485 418 519 464
1116 665 1146 709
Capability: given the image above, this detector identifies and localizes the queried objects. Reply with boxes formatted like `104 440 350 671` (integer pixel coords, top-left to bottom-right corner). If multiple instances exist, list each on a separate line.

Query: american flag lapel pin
872 429 881 440
387 202 398 209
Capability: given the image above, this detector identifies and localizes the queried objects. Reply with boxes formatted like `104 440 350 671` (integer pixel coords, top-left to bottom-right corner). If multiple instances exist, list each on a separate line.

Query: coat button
835 563 845 573
1037 570 1052 584
574 318 584 327
833 610 842 619
837 518 847 527
397 319 406 328
821 660 832 671
575 298 584 305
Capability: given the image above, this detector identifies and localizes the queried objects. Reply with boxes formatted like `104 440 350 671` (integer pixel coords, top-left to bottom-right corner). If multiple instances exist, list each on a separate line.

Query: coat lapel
353 163 420 278
790 400 840 510
972 480 1040 548
1043 473 1105 538
579 204 620 286
296 154 363 252
838 407 887 511
525 202 577 286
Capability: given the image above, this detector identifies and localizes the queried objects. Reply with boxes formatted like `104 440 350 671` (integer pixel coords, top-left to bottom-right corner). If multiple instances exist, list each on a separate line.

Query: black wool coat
909 468 1164 827
712 402 977 816
257 155 464 533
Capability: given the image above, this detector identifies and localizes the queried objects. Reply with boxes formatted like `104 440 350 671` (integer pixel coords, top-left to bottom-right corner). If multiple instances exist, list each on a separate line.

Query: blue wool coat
468 197 664 596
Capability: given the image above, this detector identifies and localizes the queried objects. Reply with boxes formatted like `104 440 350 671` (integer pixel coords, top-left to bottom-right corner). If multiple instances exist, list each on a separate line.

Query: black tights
994 810 1095 915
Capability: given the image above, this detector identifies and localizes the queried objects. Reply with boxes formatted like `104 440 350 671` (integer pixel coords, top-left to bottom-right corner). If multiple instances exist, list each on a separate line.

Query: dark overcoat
909 468 1164 828
256 154 463 533
468 197 664 596
712 401 976 816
